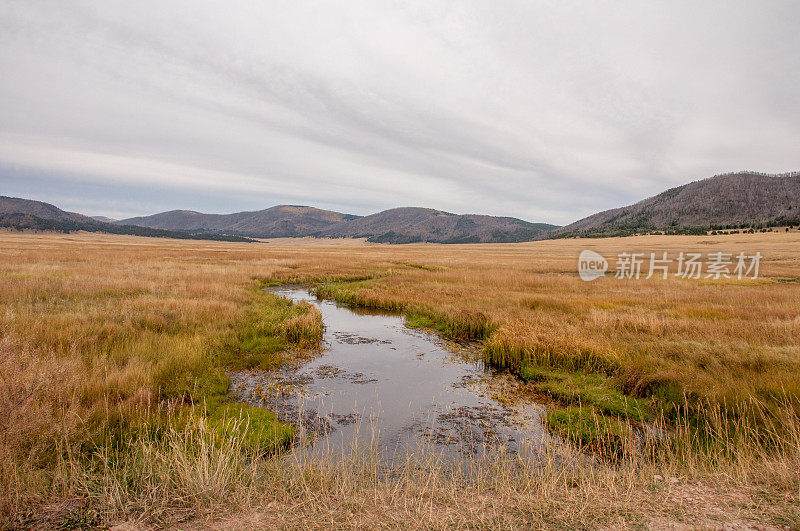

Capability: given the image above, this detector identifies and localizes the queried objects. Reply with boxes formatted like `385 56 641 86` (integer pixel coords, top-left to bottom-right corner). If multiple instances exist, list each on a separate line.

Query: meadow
0 230 798 528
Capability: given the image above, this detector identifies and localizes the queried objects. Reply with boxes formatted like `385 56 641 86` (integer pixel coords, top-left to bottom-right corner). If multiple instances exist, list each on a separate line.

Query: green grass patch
546 406 632 457
87 286 312 459
215 288 323 371
133 283 321 459
405 313 441 331
207 403 294 454
197 284 320 452
521 364 651 421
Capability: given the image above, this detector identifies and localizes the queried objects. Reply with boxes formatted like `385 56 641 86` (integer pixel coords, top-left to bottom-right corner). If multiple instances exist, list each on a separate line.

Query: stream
229 286 549 462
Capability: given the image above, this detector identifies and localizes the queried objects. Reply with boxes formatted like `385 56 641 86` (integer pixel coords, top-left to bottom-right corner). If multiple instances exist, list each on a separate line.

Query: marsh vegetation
1 231 798 528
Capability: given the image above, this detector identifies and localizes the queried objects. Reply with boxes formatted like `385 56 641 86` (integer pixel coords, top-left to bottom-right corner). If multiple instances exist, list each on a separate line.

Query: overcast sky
1 1 798 224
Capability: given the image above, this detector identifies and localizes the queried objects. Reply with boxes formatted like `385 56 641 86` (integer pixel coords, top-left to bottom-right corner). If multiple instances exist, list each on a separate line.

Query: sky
1 1 799 224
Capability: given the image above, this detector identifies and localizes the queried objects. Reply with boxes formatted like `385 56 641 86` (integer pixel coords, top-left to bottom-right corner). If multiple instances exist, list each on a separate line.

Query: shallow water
229 286 548 461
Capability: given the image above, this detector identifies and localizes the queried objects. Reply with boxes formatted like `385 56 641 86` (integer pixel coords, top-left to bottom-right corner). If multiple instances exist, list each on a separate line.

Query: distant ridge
554 171 800 238
0 196 256 242
118 205 558 243
318 207 558 243
0 195 92 224
118 205 358 238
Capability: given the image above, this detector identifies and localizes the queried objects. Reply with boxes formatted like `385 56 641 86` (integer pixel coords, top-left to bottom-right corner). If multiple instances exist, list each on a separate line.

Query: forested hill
553 171 800 238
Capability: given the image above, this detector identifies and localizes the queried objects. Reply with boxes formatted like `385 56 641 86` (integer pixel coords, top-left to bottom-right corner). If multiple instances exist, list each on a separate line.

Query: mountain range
2 170 799 243
0 196 255 243
314 207 556 243
115 206 557 243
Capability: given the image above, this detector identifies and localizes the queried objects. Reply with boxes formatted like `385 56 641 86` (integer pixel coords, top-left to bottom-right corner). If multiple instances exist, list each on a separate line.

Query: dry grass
307 235 800 411
26 398 800 529
1 230 799 528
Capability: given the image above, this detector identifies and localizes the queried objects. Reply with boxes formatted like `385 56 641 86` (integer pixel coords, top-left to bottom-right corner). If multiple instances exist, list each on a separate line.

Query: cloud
1 0 798 223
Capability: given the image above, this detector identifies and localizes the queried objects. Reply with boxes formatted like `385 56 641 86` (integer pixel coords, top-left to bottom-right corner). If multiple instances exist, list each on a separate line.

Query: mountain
319 207 559 244
118 205 359 238
0 195 94 224
91 216 117 223
0 196 256 243
555 171 800 238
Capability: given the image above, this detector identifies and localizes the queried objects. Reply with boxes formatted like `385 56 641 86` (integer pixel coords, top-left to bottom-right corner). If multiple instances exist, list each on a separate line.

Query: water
229 286 548 461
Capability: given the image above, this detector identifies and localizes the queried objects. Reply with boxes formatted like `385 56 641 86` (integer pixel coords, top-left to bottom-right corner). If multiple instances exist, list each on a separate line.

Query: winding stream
230 286 549 461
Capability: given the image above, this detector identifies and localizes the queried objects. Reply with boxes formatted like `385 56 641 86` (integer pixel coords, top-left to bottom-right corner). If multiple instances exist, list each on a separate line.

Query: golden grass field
1 230 798 528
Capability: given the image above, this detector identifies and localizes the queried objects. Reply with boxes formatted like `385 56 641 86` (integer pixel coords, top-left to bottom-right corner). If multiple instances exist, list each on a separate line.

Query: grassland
1 230 799 528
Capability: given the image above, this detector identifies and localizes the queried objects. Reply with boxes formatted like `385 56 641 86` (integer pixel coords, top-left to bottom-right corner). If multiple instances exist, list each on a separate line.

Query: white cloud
1 0 798 223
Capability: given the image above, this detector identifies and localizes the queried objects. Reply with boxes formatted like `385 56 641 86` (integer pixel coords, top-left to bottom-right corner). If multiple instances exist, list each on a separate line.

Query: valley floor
1 230 798 529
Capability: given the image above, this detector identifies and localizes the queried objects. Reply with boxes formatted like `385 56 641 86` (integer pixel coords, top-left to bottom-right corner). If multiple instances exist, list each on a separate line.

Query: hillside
0 196 255 242
318 207 559 244
118 205 359 238
0 195 95 224
555 171 800 237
